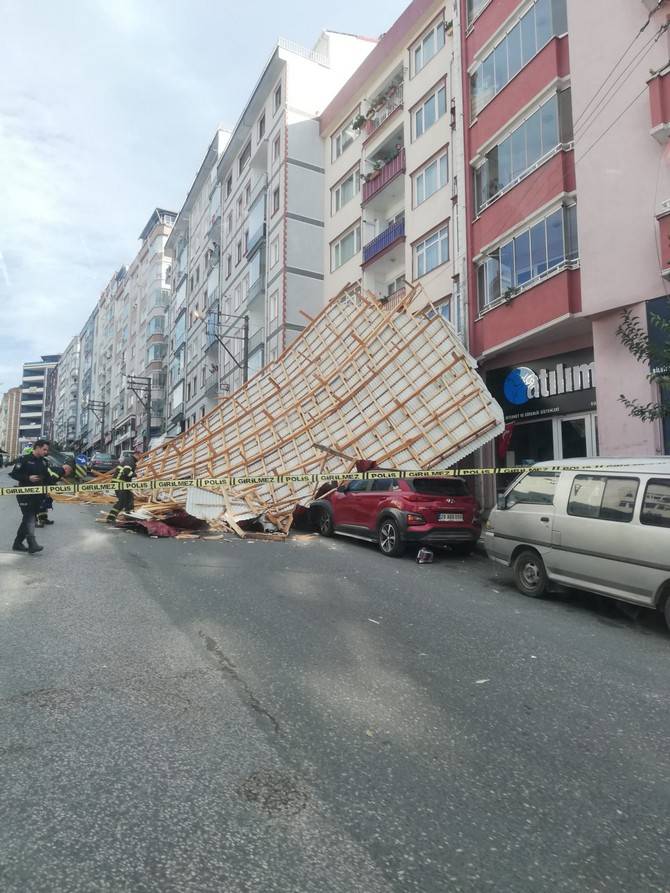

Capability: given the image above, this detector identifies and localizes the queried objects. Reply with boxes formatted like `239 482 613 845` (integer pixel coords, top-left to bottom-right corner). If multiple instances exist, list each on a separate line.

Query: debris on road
58 282 503 541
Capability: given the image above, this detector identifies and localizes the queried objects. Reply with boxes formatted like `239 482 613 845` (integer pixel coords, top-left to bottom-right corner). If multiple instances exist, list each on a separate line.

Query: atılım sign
486 349 596 422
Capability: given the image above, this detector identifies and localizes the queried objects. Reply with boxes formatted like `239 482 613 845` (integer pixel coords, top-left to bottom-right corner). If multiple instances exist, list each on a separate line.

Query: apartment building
461 0 587 486
109 209 175 452
76 307 98 450
165 129 230 436
52 337 81 447
17 355 61 451
568 0 670 456
0 387 21 460
320 0 468 337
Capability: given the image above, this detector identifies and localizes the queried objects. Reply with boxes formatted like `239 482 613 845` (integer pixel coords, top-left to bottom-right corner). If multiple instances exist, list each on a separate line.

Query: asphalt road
1 470 669 893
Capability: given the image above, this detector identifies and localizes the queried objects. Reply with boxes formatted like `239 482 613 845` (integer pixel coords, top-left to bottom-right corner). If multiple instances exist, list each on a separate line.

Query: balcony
246 223 266 257
362 219 406 266
248 326 265 354
208 213 221 240
362 149 406 204
656 207 670 278
363 84 404 142
382 286 407 310
648 70 670 143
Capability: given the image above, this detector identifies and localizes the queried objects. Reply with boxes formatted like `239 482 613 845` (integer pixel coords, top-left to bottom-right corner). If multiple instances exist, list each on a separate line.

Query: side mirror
496 494 507 510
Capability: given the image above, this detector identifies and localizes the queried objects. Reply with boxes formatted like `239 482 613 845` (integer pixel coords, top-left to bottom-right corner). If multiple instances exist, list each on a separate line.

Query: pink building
461 0 668 499
568 0 670 457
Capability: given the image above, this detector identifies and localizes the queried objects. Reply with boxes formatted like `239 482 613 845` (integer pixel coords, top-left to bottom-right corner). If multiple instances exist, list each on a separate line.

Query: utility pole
126 376 152 451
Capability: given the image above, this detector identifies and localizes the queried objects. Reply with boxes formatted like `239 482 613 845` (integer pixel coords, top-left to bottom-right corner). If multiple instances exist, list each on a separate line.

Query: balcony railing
364 85 404 140
246 223 267 257
362 219 406 265
382 286 407 310
648 70 670 143
362 148 406 203
248 327 265 354
278 36 328 67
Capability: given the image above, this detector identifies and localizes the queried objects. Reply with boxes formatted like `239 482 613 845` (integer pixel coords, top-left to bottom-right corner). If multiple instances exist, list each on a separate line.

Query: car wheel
663 592 670 634
513 549 548 598
316 509 334 537
451 543 476 556
378 518 405 557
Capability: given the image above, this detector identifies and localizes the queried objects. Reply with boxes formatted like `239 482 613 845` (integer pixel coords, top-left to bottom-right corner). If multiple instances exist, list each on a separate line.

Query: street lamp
125 375 152 451
193 308 249 385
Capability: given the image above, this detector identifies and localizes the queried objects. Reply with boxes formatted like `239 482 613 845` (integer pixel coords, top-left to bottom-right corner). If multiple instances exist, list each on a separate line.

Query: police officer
36 455 87 526
9 439 72 553
106 448 142 525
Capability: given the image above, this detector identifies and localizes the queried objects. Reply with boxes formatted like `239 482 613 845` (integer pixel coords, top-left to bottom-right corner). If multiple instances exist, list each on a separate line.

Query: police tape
0 462 653 497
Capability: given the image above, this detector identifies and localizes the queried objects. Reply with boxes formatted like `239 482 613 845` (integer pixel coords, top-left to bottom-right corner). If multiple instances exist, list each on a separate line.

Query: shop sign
487 349 596 421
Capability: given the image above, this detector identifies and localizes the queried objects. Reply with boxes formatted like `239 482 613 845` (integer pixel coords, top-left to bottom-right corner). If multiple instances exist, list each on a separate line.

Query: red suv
310 476 481 557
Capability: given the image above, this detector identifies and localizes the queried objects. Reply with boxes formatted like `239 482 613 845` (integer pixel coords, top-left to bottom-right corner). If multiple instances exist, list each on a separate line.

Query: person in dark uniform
36 455 88 526
106 448 142 525
9 439 71 553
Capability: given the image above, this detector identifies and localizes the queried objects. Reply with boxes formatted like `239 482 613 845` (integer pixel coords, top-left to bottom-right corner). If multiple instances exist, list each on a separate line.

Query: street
1 471 669 893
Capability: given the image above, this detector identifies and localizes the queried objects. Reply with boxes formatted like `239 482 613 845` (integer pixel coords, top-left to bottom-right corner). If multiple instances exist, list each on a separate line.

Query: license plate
439 512 463 522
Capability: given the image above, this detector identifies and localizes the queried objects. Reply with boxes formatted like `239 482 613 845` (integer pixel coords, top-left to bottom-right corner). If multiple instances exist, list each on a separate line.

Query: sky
0 0 407 391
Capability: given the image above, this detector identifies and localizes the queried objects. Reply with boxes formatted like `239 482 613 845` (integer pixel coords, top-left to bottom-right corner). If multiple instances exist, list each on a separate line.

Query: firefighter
9 439 72 553
36 456 87 526
106 448 142 525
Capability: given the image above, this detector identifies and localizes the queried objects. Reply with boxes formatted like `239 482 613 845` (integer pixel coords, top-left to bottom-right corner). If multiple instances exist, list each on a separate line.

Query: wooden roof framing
138 284 504 526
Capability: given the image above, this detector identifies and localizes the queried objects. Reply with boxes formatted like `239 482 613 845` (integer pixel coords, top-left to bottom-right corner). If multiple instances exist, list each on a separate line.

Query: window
506 472 558 507
467 0 490 25
270 236 280 268
331 223 361 270
414 84 447 138
413 20 445 75
236 241 242 264
568 476 639 523
268 289 279 325
414 151 448 205
227 213 233 236
272 134 281 162
273 83 282 113
641 478 670 528
332 167 361 213
470 0 568 117
371 479 399 492
415 224 449 277
237 195 243 221
258 113 265 140
474 91 572 212
331 115 359 160
226 254 232 278
226 175 232 198
477 205 578 309
245 183 251 206
272 187 280 215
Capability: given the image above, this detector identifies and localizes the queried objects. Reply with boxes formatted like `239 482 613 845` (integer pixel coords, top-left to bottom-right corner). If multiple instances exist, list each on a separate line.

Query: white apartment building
0 387 21 460
18 355 60 451
165 129 230 436
163 33 377 435
52 337 81 447
320 0 468 337
109 209 175 452
76 307 98 450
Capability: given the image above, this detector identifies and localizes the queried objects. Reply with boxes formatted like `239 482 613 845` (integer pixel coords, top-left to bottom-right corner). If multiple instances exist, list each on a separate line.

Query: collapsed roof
137 284 504 533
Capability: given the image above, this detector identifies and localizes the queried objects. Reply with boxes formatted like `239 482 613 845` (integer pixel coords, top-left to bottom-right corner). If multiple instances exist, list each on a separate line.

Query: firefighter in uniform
106 449 142 525
10 439 71 553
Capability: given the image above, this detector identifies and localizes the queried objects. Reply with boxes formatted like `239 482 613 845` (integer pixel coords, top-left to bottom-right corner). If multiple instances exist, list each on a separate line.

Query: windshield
409 478 469 496
93 453 114 461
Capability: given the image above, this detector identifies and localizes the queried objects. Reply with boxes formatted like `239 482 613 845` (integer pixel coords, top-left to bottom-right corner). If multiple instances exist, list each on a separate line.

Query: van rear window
640 478 670 528
409 478 468 496
568 475 639 523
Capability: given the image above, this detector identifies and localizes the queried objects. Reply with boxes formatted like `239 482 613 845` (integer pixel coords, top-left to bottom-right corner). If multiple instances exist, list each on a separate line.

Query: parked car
484 458 670 630
310 476 481 557
89 451 116 474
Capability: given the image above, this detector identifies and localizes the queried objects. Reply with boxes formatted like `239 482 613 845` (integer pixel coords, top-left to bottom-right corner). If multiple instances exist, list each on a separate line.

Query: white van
484 458 670 631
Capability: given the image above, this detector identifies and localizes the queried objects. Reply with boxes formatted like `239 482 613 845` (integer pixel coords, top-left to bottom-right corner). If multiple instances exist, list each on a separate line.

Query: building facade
321 0 468 338
53 337 81 448
18 355 61 451
568 0 670 456
461 0 589 493
0 387 21 460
